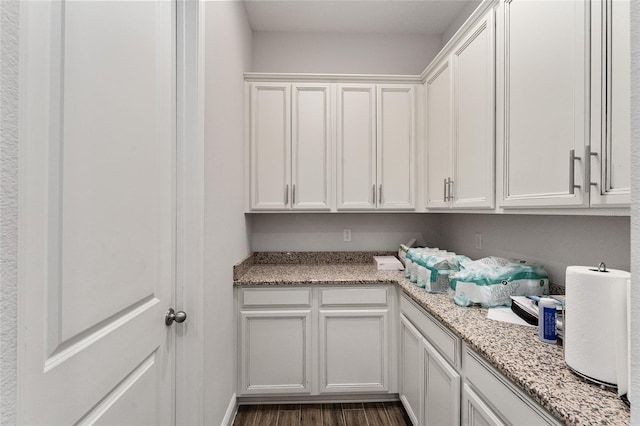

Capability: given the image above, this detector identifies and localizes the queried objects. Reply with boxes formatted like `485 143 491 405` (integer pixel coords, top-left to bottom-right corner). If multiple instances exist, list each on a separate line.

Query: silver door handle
379 185 383 205
165 308 187 326
444 178 448 202
372 184 376 205
569 150 581 194
285 184 289 205
292 184 296 205
585 145 598 192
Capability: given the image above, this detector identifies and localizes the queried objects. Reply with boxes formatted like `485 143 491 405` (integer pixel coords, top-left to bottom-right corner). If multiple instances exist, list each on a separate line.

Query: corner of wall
629 0 639 413
0 0 20 423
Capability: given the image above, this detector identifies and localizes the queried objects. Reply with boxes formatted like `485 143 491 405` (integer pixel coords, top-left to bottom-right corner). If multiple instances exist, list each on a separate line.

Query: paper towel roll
564 265 630 387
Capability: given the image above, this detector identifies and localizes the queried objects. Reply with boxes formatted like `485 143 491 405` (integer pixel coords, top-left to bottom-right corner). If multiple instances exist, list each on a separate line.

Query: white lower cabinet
237 286 396 397
461 384 504 426
423 339 461 426
239 310 312 395
463 345 562 426
400 315 424 425
399 294 560 426
400 303 461 426
319 309 389 393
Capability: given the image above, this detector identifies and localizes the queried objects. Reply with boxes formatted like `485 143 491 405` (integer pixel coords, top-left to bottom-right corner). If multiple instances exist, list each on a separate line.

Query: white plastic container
538 298 557 344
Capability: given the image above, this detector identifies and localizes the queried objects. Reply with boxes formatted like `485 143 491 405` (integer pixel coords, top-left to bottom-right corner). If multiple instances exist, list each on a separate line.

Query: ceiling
243 0 478 35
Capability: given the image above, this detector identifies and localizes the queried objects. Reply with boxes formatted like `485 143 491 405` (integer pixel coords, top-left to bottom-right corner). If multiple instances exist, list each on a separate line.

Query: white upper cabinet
377 85 416 210
250 83 291 210
451 10 495 209
590 0 631 207
425 9 495 210
425 61 452 209
496 0 590 208
336 84 378 210
337 84 416 211
249 82 332 211
292 84 332 210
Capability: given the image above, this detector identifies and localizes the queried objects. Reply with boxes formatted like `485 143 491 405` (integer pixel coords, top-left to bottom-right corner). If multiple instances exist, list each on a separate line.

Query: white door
425 61 453 209
452 11 495 210
497 0 589 208
292 84 332 211
19 1 177 424
336 84 377 210
250 83 291 210
377 85 416 211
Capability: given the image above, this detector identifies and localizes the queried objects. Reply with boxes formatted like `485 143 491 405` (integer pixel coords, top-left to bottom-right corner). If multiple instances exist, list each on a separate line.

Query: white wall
251 214 442 252
436 214 630 287
630 0 639 419
441 1 481 46
203 2 252 423
0 0 19 423
250 213 630 288
251 31 442 74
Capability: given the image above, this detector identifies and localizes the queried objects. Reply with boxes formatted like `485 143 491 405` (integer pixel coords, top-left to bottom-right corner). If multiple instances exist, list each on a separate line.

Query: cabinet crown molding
420 0 499 81
244 72 422 84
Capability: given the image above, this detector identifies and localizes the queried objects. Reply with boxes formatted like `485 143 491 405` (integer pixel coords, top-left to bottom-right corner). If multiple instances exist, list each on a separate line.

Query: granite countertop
233 253 630 426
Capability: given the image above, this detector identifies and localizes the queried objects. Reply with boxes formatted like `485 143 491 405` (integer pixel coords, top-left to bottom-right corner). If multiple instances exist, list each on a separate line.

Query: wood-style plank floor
232 402 412 426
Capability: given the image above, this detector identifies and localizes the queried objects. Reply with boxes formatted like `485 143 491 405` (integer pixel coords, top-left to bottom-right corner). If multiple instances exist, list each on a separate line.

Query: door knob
165 308 187 326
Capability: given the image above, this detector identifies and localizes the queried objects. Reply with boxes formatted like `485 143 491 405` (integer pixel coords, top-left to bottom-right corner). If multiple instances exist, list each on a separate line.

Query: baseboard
236 393 400 405
221 393 238 426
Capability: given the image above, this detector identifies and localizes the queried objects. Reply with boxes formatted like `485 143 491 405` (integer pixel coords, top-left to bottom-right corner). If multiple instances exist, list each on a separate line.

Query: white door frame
175 0 205 424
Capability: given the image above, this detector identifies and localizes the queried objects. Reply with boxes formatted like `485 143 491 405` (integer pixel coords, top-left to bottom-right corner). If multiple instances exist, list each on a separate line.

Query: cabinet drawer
463 346 561 425
400 294 460 368
320 287 388 306
241 288 311 307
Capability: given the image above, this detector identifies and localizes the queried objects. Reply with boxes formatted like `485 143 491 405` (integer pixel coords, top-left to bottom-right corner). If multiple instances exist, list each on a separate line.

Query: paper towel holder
589 262 609 273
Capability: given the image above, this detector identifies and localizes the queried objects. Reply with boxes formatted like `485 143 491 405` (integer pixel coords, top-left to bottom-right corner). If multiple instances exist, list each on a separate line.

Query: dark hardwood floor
232 402 412 426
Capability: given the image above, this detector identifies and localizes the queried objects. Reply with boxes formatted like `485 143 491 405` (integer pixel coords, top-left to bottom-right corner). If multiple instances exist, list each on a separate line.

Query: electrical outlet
343 229 352 242
475 233 482 250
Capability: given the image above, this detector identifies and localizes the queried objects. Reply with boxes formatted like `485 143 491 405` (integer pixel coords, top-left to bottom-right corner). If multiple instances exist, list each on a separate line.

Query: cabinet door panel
607 0 631 194
452 12 495 209
399 315 423 426
424 340 461 426
336 85 377 210
292 84 332 210
498 0 588 208
377 85 415 210
319 309 388 393
239 310 311 394
425 62 453 209
462 384 505 426
250 83 291 210
590 0 631 206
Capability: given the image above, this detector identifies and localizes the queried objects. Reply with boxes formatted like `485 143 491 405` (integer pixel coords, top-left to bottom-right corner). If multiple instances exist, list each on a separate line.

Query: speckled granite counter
233 254 630 426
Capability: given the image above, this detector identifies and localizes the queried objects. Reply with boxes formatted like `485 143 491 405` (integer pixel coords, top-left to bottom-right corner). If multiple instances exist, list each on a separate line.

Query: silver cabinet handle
292 184 296 205
379 185 383 205
285 184 289 205
569 150 581 194
585 145 598 192
444 178 448 202
372 184 376 205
